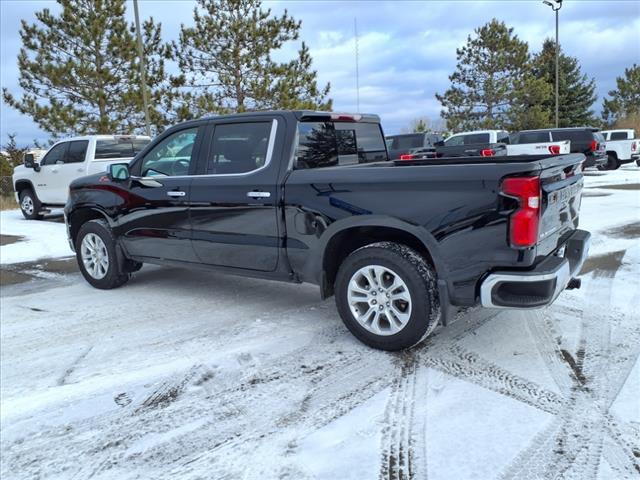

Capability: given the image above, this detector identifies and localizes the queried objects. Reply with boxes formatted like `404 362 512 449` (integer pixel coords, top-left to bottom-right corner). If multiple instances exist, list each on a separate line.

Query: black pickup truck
65 111 590 350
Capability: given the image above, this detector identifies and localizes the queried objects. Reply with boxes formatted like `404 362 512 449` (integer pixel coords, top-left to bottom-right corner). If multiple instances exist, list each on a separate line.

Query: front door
36 141 68 203
189 118 282 271
116 126 202 263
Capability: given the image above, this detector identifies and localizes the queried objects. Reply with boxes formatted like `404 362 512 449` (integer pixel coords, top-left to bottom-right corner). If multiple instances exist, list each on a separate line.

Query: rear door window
206 122 272 175
65 140 89 163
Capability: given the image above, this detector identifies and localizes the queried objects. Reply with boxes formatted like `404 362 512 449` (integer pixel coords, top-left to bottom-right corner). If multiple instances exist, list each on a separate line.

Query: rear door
118 126 203 263
189 116 283 271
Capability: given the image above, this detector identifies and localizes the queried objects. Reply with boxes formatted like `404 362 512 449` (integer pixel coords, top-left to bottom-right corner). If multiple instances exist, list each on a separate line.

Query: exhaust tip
566 278 582 290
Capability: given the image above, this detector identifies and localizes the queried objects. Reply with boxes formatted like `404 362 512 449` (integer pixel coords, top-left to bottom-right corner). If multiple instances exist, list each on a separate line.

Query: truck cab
13 135 150 219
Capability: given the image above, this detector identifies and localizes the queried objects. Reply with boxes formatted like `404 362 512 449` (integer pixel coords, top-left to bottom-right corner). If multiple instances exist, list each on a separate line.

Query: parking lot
1 167 639 479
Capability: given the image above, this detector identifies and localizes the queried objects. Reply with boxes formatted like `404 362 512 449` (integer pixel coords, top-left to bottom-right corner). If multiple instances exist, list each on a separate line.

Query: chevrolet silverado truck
13 135 150 219
65 111 590 351
600 129 639 169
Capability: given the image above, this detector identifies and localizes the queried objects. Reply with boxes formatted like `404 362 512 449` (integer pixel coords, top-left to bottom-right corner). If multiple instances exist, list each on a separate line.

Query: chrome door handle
247 191 271 198
167 191 186 197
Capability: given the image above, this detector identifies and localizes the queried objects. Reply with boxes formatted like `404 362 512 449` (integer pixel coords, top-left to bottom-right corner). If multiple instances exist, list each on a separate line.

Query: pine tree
172 0 331 118
601 64 640 127
436 19 530 131
0 134 29 177
2 0 174 138
507 71 553 131
532 39 597 127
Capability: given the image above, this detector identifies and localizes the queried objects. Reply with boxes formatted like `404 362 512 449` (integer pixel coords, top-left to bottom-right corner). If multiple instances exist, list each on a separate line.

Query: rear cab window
295 121 386 169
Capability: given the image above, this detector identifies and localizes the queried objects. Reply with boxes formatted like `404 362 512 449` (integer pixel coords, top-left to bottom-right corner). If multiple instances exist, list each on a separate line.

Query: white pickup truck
600 129 639 169
13 135 150 219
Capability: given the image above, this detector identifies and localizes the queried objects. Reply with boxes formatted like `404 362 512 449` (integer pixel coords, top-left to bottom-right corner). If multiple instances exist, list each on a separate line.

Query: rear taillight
399 154 416 160
632 141 637 152
501 176 541 248
590 140 598 152
481 149 495 157
548 145 561 155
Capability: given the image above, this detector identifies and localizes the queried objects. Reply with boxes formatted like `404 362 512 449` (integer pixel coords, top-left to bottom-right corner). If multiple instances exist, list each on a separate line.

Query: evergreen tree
436 19 530 131
0 134 29 177
413 119 428 133
601 64 640 127
532 39 597 127
507 71 553 131
172 0 331 118
2 0 174 137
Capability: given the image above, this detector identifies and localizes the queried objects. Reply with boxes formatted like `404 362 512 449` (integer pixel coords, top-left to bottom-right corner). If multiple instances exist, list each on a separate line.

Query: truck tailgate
537 155 584 257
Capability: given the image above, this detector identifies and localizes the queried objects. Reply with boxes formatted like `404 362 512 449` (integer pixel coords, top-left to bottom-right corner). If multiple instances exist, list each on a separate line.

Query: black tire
335 242 440 351
601 153 620 170
18 189 44 220
75 219 130 289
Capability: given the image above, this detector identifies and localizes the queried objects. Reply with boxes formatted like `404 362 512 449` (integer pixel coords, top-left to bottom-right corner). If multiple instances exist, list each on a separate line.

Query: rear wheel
76 219 130 289
599 153 620 170
19 189 43 220
335 242 440 351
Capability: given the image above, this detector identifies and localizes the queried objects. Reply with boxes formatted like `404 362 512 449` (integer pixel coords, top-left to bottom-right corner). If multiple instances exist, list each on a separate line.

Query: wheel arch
68 207 112 247
316 216 446 299
14 179 37 197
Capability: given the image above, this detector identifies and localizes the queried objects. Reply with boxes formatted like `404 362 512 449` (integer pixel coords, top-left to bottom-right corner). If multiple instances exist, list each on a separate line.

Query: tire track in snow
379 352 419 480
503 266 640 479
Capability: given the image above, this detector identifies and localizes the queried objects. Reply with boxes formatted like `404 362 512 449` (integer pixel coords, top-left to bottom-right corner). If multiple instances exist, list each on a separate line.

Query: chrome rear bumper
480 230 591 309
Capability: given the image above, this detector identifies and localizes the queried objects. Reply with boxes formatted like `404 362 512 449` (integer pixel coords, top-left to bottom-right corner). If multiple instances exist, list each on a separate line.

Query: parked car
65 111 590 351
385 132 443 160
512 128 606 169
507 130 571 156
600 129 639 169
13 135 151 219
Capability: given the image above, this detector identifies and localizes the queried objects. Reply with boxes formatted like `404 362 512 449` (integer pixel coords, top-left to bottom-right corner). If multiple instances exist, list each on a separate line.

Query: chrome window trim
195 118 279 178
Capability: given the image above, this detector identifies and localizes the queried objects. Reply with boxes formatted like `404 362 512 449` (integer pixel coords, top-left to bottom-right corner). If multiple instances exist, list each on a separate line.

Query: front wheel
76 219 130 289
335 242 440 351
19 189 44 220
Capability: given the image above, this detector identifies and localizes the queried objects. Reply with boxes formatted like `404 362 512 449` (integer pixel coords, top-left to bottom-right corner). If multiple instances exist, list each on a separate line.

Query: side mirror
434 140 445 147
108 163 130 181
24 153 35 168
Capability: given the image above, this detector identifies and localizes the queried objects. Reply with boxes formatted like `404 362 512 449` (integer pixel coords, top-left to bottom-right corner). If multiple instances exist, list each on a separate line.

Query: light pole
133 0 152 137
543 0 562 128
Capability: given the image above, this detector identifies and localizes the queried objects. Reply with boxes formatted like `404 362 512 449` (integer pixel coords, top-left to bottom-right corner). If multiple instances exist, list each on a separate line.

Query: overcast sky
1 0 639 146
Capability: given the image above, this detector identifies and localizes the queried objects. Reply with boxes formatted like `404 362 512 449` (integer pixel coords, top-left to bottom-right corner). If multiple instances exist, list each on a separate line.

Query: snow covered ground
1 166 639 479
0 209 71 264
